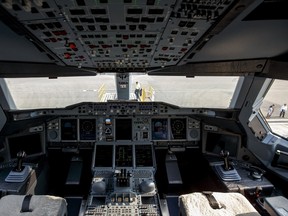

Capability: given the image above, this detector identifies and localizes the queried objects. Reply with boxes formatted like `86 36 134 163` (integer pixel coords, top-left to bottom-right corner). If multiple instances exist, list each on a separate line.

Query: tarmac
266 117 288 138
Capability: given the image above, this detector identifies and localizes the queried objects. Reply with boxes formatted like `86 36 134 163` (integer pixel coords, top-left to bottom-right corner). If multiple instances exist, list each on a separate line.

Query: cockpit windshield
4 75 239 110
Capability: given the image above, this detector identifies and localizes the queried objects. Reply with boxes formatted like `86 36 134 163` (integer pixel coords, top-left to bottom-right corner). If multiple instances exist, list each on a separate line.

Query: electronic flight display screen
115 119 132 140
115 145 133 167
151 118 168 140
135 145 153 167
8 133 43 159
170 118 187 140
79 119 96 140
94 145 113 167
205 132 240 158
61 119 78 140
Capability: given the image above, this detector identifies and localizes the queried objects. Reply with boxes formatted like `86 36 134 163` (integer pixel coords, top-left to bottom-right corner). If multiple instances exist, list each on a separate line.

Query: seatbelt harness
202 191 222 209
21 194 33 212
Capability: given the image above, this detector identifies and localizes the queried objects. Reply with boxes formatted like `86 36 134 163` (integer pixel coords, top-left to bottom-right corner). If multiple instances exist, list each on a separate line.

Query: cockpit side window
261 79 288 138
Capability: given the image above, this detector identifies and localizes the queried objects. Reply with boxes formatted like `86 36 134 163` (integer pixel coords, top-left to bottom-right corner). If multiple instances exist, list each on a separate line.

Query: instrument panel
43 102 203 151
47 115 200 144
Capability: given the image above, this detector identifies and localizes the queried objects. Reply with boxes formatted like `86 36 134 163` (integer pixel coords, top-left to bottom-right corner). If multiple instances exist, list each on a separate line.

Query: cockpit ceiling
0 0 288 77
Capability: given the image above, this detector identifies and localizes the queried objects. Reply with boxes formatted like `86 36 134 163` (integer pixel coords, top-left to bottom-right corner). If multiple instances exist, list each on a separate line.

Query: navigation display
61 119 78 140
170 118 187 140
79 119 96 140
115 119 132 140
135 145 153 167
94 145 113 167
115 145 133 167
151 118 168 140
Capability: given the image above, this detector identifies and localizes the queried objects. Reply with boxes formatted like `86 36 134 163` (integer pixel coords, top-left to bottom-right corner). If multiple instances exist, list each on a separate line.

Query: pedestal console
82 169 161 216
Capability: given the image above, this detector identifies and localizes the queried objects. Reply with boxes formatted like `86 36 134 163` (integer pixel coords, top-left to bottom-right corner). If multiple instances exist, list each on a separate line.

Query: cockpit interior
0 0 288 215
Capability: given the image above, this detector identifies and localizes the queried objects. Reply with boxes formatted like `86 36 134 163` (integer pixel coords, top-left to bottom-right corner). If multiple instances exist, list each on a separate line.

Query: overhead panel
154 0 233 68
1 0 235 73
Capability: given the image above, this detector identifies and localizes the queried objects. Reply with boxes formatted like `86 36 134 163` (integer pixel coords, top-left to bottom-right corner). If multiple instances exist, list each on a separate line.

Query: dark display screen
115 119 132 140
135 145 153 167
94 145 113 167
115 145 133 167
151 118 168 140
8 133 43 159
79 119 96 140
170 118 187 140
61 119 78 140
205 132 240 157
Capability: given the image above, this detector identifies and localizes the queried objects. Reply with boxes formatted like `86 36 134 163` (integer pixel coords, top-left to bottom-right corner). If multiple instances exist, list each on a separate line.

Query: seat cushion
0 195 67 216
179 192 260 216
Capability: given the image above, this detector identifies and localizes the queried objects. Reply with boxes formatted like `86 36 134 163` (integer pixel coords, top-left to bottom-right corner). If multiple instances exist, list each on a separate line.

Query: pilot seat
179 191 260 216
0 194 67 216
